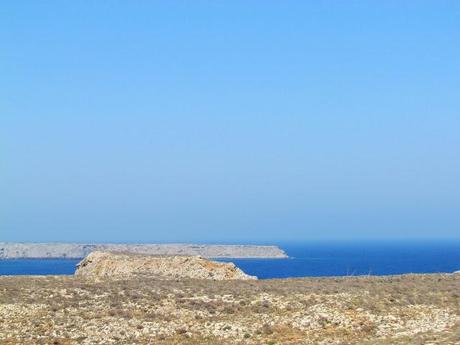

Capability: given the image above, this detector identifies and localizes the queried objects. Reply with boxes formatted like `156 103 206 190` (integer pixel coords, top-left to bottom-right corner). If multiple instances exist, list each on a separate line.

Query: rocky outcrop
0 243 287 259
75 251 257 280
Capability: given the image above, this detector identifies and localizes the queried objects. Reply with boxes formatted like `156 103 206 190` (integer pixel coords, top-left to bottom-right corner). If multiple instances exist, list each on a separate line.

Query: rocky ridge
75 251 257 281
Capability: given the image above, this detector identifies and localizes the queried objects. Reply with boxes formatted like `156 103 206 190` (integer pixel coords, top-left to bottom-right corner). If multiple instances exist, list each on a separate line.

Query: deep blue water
0 258 81 275
1 241 460 279
220 241 460 279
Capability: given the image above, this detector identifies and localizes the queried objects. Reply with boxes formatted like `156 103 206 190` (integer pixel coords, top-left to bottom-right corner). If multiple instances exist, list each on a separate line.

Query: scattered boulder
75 251 257 280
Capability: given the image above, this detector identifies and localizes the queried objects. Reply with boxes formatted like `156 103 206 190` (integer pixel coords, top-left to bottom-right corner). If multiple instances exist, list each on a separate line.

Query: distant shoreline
0 242 288 259
0 256 289 260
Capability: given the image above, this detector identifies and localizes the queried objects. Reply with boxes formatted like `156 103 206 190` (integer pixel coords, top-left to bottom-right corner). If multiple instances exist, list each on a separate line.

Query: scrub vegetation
0 274 459 344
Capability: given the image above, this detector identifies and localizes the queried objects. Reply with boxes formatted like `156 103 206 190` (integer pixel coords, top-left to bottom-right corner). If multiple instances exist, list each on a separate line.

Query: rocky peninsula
75 251 256 281
0 242 287 259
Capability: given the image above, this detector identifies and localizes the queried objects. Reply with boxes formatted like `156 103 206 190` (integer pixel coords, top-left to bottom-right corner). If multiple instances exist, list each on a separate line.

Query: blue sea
1 241 460 279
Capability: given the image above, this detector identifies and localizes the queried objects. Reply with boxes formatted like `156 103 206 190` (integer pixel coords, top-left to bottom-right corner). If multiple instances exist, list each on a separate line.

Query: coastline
0 242 288 259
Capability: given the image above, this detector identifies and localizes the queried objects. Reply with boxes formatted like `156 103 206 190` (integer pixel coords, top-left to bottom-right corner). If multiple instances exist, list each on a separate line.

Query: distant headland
0 242 288 259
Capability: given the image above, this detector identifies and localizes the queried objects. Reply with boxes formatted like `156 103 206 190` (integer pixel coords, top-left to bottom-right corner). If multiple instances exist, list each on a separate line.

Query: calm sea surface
1 241 459 279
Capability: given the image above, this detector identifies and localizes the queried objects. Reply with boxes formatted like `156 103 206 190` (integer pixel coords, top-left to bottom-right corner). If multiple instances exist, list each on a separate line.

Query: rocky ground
1 273 459 345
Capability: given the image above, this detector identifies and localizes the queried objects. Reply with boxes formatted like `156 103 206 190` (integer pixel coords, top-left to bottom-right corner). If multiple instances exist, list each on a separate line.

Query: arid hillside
1 273 459 345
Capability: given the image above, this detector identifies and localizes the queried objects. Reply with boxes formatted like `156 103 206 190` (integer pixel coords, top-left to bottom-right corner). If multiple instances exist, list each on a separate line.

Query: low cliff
0 243 287 259
75 251 257 280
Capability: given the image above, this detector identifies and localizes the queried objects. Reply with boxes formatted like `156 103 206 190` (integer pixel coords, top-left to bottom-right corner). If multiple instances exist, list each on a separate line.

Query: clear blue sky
1 2 459 243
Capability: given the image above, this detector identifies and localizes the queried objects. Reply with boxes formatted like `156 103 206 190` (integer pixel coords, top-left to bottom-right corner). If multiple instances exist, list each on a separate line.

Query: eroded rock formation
75 251 257 280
